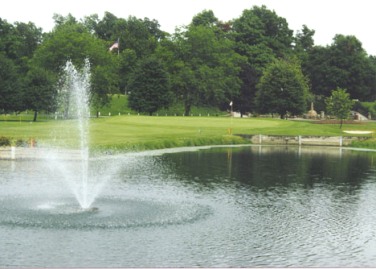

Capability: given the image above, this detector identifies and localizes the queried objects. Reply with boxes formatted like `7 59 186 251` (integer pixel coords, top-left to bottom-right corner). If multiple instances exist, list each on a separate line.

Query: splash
55 59 94 208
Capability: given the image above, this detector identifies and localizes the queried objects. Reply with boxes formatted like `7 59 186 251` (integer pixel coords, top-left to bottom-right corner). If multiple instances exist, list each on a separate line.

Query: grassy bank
2 116 376 151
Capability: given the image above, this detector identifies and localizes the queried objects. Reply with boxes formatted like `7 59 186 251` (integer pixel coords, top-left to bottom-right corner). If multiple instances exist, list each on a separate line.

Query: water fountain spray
58 59 93 209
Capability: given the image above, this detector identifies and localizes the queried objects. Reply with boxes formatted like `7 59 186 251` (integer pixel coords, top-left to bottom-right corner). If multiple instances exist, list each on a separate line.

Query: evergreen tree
128 57 172 115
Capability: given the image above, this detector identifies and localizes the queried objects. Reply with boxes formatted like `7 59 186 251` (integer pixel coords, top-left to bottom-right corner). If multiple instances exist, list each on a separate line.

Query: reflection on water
2 145 376 267
158 145 371 191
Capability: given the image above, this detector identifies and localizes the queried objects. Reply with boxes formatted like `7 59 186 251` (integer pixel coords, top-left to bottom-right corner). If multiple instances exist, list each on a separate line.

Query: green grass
2 116 376 151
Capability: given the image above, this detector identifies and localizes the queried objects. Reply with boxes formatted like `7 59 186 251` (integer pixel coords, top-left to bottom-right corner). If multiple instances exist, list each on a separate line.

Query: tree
305 35 376 101
32 19 110 73
255 58 310 119
191 10 218 27
368 56 376 100
325 88 354 128
232 5 294 116
118 49 138 94
24 67 56 121
294 25 315 71
30 17 118 116
163 23 243 116
330 35 376 100
294 25 315 53
1 21 43 73
0 52 24 113
0 19 42 114
88 12 166 58
89 12 118 41
128 57 172 115
83 12 168 104
90 64 119 117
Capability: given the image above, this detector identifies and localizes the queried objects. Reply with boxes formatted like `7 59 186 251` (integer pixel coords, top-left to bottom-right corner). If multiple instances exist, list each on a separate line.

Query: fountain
49 59 98 210
0 60 211 231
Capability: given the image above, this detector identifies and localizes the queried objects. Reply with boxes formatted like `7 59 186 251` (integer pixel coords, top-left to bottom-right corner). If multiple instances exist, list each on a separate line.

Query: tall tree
0 19 42 113
6 22 43 73
330 35 376 100
294 24 315 72
232 5 294 116
305 35 376 101
118 48 138 94
294 25 315 53
0 52 23 113
30 17 118 117
24 67 56 121
128 57 171 115
163 24 243 116
255 58 310 119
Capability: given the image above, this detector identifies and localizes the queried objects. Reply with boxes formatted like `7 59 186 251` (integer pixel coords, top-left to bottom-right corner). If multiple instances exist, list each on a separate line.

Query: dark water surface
1 145 376 267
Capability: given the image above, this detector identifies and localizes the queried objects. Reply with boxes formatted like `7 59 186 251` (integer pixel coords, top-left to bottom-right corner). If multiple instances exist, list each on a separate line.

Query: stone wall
0 147 82 160
236 134 368 146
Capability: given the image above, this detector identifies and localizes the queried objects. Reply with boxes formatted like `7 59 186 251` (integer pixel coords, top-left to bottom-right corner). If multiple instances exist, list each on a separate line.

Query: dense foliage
128 57 172 115
255 58 309 118
1 5 376 120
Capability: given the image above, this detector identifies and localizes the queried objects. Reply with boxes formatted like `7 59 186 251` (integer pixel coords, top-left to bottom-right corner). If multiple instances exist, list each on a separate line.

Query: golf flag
229 101 233 106
109 40 119 51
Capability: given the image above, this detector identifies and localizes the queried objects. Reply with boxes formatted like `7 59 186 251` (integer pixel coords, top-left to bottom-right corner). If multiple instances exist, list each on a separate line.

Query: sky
2 0 376 55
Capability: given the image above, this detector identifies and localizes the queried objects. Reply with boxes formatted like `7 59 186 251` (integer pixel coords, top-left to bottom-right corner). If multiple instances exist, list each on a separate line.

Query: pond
1 145 376 267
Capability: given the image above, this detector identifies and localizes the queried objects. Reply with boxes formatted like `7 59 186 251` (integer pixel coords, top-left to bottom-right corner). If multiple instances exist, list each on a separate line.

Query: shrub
0 136 11 147
15 139 28 147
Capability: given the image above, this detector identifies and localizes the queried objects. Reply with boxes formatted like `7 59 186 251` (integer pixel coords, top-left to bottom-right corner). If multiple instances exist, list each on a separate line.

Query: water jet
50 59 100 210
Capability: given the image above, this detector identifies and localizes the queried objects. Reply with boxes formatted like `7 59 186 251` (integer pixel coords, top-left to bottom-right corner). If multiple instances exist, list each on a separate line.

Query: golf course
2 114 376 151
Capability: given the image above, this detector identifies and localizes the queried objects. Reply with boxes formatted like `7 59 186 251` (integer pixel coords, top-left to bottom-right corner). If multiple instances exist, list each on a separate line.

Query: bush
0 136 11 147
15 139 28 147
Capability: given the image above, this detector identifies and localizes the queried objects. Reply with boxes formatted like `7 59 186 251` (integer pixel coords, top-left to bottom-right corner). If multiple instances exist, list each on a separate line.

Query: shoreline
0 134 372 160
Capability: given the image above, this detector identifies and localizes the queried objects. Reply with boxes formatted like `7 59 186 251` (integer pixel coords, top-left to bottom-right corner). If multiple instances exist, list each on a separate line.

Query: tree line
1 5 376 121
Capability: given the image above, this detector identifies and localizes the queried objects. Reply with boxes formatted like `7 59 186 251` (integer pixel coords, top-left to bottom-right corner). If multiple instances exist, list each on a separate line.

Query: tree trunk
184 103 191 116
33 111 38 122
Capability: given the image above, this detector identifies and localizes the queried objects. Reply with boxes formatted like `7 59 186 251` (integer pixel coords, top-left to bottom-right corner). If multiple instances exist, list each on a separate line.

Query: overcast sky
2 0 376 55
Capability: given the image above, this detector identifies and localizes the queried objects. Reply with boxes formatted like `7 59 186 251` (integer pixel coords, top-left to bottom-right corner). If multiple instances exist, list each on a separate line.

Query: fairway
1 116 376 151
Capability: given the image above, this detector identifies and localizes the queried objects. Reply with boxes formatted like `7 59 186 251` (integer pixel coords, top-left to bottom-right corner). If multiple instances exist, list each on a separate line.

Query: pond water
1 145 376 267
